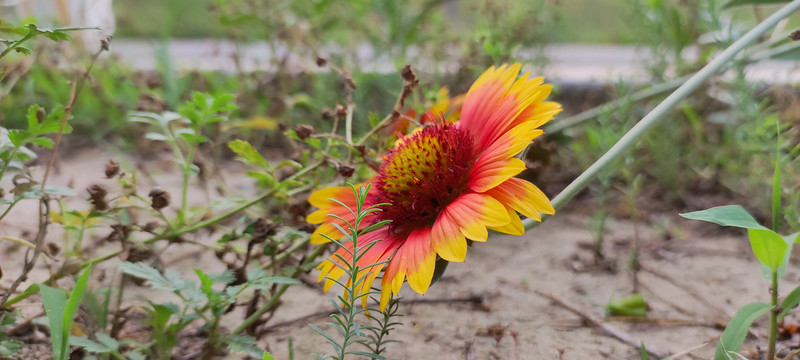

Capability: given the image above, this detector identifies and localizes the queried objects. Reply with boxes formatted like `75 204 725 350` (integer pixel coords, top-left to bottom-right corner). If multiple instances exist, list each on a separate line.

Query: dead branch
534 289 668 359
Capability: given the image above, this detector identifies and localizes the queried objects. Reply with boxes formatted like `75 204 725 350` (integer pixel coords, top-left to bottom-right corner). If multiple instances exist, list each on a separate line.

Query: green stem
522 0 800 230
0 198 21 223
544 30 800 135
769 270 779 360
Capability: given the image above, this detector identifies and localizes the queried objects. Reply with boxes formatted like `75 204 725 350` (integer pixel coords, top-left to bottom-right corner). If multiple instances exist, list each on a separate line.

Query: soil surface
1 149 796 360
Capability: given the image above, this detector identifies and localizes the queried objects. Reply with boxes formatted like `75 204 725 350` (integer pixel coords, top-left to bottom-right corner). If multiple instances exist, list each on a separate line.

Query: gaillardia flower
307 64 561 310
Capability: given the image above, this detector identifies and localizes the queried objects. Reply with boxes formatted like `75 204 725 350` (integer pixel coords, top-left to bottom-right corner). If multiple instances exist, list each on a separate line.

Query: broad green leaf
714 302 772 360
680 205 767 230
748 228 787 271
263 351 276 360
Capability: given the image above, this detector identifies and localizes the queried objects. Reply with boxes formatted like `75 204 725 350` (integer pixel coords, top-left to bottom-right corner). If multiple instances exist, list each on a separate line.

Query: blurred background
1 0 799 234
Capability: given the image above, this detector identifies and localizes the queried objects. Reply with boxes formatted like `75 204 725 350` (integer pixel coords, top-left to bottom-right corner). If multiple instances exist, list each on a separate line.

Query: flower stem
769 269 779 360
522 0 800 230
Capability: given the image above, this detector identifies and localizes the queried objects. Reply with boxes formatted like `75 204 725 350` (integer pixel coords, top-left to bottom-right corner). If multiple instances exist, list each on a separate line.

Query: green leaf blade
680 205 767 230
714 302 773 360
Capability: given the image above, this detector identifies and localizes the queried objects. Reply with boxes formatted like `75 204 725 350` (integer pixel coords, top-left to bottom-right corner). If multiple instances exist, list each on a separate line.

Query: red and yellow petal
459 64 556 150
431 193 509 261
380 227 436 308
468 157 526 193
476 121 544 166
488 206 525 236
485 177 554 221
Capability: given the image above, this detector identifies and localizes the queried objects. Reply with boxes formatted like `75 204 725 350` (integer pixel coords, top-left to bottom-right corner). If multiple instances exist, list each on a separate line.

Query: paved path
106 39 800 85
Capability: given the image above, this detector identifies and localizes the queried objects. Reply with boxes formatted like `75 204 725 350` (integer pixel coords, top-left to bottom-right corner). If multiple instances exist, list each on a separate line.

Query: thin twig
0 44 106 307
534 289 668 359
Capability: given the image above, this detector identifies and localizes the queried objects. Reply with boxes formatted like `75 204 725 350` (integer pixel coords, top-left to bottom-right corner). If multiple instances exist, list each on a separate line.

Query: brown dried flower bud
36 107 46 123
87 184 108 211
278 123 288 132
105 159 120 178
345 74 357 90
401 65 416 82
46 242 60 256
791 30 800 41
252 217 278 243
321 107 335 121
148 188 170 210
100 36 112 51
141 221 159 233
337 163 355 178
335 104 347 118
316 56 328 67
295 124 314 140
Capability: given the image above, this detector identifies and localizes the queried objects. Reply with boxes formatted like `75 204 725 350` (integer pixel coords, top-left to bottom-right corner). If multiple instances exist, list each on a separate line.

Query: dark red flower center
374 123 475 233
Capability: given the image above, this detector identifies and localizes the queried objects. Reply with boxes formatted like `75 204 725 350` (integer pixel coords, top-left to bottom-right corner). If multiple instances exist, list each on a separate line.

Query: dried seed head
141 221 159 233
337 163 355 178
401 65 416 82
252 217 278 243
105 159 120 178
36 107 46 123
295 124 314 140
107 224 132 242
87 184 109 211
335 104 347 118
148 188 170 210
791 30 800 41
321 107 335 121
345 74 357 90
316 56 328 67
46 242 60 256
100 36 112 51
278 122 288 132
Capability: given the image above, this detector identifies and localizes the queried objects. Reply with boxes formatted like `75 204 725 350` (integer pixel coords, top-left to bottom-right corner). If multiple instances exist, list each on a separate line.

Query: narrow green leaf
69 336 113 353
639 342 649 360
714 302 773 360
39 285 67 360
780 281 800 320
747 228 787 270
724 0 790 8
62 264 92 356
228 140 271 168
772 126 782 232
680 205 767 230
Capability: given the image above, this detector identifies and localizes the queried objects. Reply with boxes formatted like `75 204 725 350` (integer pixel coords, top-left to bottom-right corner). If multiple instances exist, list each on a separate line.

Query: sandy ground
1 149 796 360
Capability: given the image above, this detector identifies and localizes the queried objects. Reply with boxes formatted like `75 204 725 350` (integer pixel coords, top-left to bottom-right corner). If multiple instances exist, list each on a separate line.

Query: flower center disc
375 123 475 233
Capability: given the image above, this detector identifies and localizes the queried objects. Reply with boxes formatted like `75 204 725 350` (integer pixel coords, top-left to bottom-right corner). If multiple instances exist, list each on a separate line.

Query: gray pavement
106 39 800 85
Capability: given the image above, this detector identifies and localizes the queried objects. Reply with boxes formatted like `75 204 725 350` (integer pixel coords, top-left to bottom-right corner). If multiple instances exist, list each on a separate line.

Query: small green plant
681 133 798 359
309 183 399 359
0 309 22 358
39 264 93 360
118 262 300 358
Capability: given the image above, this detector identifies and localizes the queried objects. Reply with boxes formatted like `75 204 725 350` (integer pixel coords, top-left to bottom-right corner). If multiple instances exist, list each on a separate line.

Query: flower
307 64 562 310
